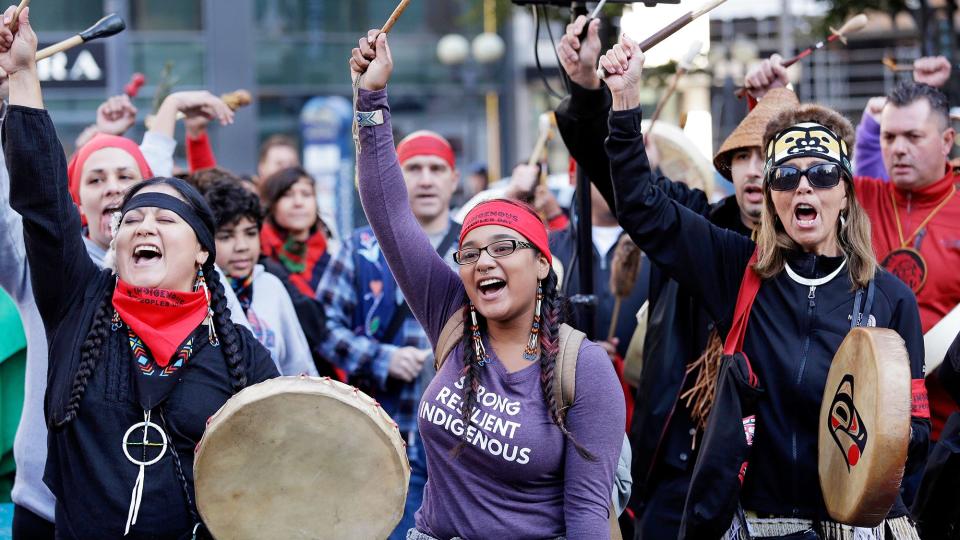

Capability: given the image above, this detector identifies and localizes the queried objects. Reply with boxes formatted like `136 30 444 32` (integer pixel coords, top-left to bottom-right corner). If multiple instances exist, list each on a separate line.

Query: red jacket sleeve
186 131 217 172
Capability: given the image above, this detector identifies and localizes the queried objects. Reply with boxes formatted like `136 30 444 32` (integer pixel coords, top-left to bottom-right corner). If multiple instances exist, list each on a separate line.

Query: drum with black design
194 376 410 539
818 328 911 527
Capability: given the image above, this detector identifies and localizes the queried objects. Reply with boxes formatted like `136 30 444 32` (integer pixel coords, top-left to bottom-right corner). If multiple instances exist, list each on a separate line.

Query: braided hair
51 178 248 428
455 265 594 460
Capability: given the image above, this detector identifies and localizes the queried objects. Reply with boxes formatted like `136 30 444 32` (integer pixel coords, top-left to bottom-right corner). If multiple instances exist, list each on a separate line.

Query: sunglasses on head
767 162 847 192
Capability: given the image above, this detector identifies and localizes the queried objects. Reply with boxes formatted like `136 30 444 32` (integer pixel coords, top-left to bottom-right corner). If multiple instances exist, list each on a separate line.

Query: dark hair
190 166 244 194
258 134 298 165
259 166 314 210
455 201 594 460
887 81 951 128
52 178 248 428
204 179 264 230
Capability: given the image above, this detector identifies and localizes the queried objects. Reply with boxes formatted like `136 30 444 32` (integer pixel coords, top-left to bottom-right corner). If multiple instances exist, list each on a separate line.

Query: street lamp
437 31 506 179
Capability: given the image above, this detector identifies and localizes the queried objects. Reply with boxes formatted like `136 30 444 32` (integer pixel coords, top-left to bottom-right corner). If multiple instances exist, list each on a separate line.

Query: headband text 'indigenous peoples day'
765 122 853 180
460 199 552 264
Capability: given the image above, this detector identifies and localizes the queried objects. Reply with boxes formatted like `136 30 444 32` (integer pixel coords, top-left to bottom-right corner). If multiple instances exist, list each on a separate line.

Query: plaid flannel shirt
316 223 459 434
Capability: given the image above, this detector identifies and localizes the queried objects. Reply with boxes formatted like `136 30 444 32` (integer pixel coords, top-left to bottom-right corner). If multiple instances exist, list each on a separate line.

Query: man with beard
553 16 798 538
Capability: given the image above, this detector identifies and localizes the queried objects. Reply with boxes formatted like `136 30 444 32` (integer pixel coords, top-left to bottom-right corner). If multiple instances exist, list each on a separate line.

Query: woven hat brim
713 88 801 180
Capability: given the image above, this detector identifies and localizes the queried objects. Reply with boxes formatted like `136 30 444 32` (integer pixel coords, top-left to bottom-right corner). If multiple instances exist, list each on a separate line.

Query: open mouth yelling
477 277 506 300
132 243 163 267
794 203 820 229
743 184 763 204
99 205 121 238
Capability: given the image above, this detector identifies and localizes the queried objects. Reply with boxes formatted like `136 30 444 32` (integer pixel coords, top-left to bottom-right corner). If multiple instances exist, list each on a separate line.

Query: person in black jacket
598 35 929 538
555 15 799 539
0 10 278 538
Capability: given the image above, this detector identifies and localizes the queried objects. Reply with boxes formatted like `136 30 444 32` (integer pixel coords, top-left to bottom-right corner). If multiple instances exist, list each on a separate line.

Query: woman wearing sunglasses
350 31 625 539
599 38 928 538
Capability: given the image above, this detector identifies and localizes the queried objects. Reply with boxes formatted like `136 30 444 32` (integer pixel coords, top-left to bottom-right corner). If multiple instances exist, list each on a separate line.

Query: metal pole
568 2 596 340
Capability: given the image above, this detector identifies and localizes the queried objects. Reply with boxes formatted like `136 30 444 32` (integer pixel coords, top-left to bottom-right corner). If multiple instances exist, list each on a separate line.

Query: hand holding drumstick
350 29 394 92
0 4 40 109
598 34 647 111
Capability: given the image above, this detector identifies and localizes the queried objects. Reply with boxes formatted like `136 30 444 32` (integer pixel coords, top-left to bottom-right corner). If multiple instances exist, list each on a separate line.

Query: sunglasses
767 163 847 192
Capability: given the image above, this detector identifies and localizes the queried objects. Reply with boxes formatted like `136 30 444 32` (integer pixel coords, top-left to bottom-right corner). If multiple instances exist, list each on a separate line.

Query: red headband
67 133 153 206
396 130 455 169
460 199 551 264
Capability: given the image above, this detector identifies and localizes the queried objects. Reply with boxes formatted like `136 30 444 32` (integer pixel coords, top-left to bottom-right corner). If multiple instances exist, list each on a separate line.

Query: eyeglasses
454 239 535 265
767 163 847 191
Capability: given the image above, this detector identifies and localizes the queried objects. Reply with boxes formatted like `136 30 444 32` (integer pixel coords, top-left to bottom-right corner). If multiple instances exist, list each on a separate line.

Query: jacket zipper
791 284 816 515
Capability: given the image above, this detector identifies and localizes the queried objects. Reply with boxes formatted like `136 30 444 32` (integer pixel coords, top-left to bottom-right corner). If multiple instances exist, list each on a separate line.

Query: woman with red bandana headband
351 30 625 539
0 10 278 537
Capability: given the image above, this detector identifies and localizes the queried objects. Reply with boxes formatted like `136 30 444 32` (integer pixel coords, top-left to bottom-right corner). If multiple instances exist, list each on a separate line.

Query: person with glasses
350 30 625 539
598 37 928 538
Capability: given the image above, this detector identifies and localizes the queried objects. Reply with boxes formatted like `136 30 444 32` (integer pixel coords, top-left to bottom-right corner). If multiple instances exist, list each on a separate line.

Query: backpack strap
433 307 465 371
555 323 586 418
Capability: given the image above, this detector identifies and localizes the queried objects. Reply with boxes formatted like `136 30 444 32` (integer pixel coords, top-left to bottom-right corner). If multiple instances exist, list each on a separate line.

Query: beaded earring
196 268 219 347
469 304 489 367
522 280 543 361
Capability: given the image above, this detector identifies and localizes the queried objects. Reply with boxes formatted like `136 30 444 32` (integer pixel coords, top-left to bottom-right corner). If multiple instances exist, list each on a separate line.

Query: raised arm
554 16 710 217
854 98 888 180
1 6 101 329
599 36 753 325
351 30 464 343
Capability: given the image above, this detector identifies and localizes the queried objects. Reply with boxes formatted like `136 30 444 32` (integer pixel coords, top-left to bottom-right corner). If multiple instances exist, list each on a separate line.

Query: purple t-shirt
356 87 625 540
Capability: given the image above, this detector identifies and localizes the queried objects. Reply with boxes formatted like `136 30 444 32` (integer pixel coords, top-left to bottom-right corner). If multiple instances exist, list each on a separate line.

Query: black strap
850 280 877 329
381 224 459 344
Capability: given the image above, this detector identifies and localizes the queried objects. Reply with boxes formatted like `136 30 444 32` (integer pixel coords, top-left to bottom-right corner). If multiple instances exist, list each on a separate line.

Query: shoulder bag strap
433 308 465 371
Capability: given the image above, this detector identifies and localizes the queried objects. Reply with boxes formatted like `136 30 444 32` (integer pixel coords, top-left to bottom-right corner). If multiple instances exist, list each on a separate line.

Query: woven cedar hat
713 88 800 180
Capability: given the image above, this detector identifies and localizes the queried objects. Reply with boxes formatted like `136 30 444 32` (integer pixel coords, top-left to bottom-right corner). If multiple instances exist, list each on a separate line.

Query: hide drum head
818 328 911 527
195 376 410 539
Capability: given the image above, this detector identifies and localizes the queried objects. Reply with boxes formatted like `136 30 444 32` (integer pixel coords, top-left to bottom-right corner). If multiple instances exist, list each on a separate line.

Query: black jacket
5 106 279 539
606 104 930 519
556 82 752 510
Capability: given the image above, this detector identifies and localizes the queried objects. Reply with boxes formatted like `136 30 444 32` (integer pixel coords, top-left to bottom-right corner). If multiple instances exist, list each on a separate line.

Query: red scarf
260 221 328 296
112 280 208 367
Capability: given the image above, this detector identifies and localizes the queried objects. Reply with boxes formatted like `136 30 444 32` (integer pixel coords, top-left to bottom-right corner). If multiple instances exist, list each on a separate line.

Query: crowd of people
0 3 959 539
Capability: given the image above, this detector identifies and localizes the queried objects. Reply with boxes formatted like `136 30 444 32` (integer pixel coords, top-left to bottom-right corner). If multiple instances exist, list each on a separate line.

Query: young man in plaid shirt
316 130 460 540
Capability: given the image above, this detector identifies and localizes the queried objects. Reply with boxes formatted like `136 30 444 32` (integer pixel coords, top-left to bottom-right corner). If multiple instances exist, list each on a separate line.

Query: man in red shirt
747 58 953 444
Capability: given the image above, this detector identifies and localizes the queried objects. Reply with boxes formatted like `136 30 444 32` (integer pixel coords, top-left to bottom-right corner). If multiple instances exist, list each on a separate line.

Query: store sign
37 42 106 88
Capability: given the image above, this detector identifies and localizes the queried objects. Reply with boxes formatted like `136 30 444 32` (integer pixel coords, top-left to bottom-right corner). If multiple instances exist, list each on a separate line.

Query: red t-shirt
856 168 960 437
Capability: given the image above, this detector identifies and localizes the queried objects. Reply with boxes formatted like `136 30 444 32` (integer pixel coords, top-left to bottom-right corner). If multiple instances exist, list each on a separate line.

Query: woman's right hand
598 34 645 111
0 5 37 77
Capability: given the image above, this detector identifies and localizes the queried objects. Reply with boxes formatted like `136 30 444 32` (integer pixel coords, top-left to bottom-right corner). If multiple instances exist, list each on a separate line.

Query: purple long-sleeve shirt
854 111 889 180
356 88 625 540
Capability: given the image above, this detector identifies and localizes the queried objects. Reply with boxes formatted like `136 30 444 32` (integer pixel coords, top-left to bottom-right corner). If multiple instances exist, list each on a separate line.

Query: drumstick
172 89 252 120
882 56 913 73
379 0 411 36
737 14 868 98
597 0 727 80
36 13 126 62
646 41 702 140
528 112 556 169
124 73 146 98
577 0 608 41
7 0 28 33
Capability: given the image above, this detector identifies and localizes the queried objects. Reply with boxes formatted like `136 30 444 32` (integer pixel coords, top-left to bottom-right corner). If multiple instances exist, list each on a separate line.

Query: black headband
121 192 216 262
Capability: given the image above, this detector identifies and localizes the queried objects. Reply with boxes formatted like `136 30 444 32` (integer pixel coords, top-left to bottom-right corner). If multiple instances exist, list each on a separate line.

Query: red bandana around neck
460 199 552 263
112 279 208 367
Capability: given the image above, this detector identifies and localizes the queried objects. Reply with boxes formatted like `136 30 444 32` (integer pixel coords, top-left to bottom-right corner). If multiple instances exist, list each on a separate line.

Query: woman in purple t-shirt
350 31 625 540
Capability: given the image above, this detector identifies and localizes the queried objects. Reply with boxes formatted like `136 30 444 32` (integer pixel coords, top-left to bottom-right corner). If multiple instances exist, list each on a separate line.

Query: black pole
567 2 597 340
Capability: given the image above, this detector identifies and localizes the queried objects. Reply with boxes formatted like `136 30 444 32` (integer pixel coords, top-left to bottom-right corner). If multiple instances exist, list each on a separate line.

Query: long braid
452 305 482 457
538 269 594 460
204 264 247 392
52 278 116 429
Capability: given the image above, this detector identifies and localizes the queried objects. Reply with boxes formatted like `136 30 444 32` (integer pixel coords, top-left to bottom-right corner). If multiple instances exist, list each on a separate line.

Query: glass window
130 41 206 89
129 0 203 31
30 0 103 33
